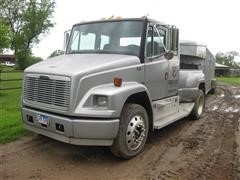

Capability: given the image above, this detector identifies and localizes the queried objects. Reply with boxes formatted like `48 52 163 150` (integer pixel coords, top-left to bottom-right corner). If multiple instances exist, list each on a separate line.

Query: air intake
24 75 71 111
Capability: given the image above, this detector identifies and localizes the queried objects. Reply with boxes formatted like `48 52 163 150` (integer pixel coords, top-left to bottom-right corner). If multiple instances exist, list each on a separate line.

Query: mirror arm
164 51 174 60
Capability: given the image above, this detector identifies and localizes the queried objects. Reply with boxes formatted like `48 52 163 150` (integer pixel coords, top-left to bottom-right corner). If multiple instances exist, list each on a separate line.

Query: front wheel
111 103 149 159
190 89 205 120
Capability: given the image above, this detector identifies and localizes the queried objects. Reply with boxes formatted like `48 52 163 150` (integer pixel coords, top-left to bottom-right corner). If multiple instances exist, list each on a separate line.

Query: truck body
22 18 210 159
179 40 216 97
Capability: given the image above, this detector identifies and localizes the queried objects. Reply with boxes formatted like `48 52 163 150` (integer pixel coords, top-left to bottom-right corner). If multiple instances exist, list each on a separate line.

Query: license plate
37 114 49 126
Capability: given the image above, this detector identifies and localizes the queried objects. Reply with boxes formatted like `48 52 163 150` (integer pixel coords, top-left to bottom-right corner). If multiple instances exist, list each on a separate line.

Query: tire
111 103 149 159
190 89 205 120
209 87 216 94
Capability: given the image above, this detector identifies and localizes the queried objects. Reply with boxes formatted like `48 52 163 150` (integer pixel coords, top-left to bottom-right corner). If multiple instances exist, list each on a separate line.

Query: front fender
73 82 151 118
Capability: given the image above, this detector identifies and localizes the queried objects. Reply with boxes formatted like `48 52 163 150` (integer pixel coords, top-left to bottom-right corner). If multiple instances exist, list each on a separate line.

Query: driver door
144 25 169 100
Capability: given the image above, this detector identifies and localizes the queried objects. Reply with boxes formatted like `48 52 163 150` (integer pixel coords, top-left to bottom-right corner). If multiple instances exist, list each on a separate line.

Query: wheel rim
197 92 204 115
126 115 146 151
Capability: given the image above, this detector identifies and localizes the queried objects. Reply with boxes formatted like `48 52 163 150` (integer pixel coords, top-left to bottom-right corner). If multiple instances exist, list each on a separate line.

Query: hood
25 54 140 77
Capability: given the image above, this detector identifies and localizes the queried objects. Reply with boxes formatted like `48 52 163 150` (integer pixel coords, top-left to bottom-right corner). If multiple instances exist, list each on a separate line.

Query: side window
100 35 110 50
79 32 96 50
157 27 166 47
153 27 166 56
146 27 153 57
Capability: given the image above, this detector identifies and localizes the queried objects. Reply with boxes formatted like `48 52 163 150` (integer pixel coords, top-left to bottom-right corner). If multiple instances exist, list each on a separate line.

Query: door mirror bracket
164 51 174 60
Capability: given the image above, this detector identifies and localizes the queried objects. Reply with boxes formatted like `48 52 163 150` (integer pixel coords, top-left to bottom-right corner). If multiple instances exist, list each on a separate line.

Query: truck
22 18 214 159
2 61 15 67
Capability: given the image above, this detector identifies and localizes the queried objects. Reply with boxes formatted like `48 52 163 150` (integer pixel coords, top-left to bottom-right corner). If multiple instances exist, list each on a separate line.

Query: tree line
215 51 240 69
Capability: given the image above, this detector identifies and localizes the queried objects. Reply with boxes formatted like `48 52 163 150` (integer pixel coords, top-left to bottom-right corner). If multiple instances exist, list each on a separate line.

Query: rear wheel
190 89 205 120
209 87 216 94
111 103 149 159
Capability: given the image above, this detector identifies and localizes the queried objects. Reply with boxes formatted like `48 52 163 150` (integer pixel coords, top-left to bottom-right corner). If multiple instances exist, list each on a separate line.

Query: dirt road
1 84 240 180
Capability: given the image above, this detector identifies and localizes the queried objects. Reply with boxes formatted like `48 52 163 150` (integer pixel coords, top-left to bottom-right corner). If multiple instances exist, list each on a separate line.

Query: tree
48 49 64 58
0 0 55 69
27 55 43 66
227 51 239 57
215 51 240 69
0 19 12 52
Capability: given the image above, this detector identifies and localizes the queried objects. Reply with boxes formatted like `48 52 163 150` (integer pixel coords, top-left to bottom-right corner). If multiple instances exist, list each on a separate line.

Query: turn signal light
114 77 122 87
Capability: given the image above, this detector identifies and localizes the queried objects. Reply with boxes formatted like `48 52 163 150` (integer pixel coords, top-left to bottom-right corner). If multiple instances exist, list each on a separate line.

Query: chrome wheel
111 103 149 159
126 115 146 150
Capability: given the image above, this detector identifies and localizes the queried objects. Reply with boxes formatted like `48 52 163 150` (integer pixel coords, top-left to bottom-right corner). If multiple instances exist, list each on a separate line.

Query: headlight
93 95 108 107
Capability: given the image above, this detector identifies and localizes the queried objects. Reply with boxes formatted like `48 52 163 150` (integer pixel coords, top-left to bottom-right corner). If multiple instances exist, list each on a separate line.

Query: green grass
1 72 23 80
0 80 23 89
0 89 30 144
0 67 23 89
217 76 240 86
0 68 28 144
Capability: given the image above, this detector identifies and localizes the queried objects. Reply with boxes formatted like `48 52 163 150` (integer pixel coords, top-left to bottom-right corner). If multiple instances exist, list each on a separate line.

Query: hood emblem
49 65 56 68
39 75 50 80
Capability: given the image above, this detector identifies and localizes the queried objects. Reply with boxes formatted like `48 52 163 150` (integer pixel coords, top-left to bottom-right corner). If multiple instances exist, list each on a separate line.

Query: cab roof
73 17 169 26
180 40 206 47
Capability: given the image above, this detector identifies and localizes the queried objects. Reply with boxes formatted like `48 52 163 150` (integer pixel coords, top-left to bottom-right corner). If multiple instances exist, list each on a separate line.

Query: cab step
153 102 194 129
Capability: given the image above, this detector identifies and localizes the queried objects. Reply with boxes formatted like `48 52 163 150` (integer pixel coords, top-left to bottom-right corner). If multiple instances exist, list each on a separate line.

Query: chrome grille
24 75 71 110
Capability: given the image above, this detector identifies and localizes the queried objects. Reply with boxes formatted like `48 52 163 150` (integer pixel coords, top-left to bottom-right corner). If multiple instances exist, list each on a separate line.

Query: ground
0 84 240 180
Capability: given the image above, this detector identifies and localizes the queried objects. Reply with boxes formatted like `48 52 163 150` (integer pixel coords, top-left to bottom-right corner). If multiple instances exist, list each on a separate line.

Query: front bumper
22 107 119 146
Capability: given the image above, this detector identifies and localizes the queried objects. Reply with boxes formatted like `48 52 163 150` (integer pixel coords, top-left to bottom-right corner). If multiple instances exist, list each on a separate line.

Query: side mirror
164 51 174 60
63 30 71 51
171 26 179 52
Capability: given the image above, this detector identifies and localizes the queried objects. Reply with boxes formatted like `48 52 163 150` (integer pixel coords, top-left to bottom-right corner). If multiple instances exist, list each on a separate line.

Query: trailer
179 40 216 94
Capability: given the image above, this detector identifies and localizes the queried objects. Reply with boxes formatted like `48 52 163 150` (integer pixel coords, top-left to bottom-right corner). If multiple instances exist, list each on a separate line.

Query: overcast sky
32 0 240 61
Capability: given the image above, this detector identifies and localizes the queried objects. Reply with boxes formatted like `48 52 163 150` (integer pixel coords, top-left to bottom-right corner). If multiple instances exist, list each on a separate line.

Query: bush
15 49 43 70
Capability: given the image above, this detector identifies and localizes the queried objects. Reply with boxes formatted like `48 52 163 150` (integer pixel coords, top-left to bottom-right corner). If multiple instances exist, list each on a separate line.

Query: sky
32 0 240 61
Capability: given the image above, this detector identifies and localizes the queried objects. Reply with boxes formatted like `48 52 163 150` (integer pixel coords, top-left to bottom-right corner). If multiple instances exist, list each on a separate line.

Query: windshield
66 21 143 56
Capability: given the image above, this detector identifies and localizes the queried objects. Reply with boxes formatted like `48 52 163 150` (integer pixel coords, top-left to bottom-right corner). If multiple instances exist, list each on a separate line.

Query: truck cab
22 18 205 159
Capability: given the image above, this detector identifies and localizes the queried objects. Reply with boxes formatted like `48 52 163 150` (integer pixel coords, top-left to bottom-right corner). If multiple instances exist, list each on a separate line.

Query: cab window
153 27 166 56
79 33 96 50
100 35 110 50
146 25 167 57
146 27 153 57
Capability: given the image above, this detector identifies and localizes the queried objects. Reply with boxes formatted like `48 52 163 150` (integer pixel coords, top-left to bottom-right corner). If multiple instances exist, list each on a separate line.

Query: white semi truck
22 18 215 159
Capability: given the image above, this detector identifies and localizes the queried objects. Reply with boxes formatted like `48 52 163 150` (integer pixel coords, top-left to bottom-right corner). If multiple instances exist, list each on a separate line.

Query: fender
73 82 152 118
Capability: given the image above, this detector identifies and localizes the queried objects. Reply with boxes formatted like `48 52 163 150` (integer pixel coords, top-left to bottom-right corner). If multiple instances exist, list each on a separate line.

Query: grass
0 67 23 89
0 67 28 144
0 89 30 143
217 76 240 86
0 80 23 89
1 71 23 80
